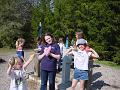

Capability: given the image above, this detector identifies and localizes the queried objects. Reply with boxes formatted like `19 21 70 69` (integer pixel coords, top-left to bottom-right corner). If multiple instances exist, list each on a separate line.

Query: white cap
76 39 87 46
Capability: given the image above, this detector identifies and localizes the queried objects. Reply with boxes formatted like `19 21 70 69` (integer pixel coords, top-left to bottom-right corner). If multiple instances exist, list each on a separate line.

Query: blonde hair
15 38 25 47
9 56 23 66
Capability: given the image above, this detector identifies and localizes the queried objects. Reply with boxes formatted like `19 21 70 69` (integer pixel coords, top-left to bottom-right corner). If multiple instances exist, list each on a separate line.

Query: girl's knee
71 79 78 89
71 84 76 88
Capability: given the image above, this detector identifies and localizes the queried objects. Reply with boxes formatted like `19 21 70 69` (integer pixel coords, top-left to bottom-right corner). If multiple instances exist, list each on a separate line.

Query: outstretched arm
23 53 35 69
64 48 74 55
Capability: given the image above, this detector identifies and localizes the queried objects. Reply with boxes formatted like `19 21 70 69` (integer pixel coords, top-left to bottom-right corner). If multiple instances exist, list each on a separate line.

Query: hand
29 52 35 59
44 46 51 56
8 57 16 67
44 48 48 55
34 48 41 53
85 46 92 52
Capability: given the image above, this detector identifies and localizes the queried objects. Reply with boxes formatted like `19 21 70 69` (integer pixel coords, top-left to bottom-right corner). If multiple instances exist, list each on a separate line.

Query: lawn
0 48 16 53
96 60 120 69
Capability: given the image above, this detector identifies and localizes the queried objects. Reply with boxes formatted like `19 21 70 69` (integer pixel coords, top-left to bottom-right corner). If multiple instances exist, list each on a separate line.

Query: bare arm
90 48 99 59
15 41 19 49
37 52 46 61
7 65 12 75
50 53 61 60
64 48 74 55
23 53 35 69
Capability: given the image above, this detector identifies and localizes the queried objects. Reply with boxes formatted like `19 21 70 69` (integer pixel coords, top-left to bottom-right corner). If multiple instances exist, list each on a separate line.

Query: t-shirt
40 43 60 71
58 43 66 58
72 50 91 70
9 68 28 90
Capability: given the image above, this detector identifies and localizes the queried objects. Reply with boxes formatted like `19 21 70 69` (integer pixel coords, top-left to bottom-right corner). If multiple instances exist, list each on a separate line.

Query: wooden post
34 55 40 77
85 60 93 90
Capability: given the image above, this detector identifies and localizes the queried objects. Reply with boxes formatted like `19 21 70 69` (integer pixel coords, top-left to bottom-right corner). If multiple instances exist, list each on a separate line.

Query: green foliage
0 0 120 64
0 22 22 47
0 0 33 48
113 50 120 65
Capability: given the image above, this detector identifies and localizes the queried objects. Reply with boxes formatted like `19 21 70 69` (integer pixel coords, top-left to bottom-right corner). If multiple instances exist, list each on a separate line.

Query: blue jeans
40 70 56 90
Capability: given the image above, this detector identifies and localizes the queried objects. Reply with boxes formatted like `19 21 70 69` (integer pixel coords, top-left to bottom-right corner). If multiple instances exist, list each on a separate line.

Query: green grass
0 48 16 53
96 60 120 69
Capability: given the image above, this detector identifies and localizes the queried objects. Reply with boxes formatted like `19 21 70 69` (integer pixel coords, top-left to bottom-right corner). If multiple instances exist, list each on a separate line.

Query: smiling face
44 35 53 44
78 44 86 51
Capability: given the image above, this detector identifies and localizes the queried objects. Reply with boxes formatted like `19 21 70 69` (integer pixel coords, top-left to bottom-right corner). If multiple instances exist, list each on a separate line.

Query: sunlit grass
0 48 16 54
96 60 120 69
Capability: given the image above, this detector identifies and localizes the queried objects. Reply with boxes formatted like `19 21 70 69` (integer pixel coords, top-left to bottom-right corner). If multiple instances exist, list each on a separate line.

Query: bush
113 50 120 65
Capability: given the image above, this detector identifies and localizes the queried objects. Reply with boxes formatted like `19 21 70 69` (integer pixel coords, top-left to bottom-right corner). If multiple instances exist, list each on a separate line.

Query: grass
0 48 16 53
96 60 120 69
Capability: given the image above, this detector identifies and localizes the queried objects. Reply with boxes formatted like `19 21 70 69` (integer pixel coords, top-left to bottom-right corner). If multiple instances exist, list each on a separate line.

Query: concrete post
58 55 73 90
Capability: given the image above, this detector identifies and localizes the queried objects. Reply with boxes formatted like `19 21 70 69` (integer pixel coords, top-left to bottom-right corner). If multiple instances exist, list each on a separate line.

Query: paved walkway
0 50 120 90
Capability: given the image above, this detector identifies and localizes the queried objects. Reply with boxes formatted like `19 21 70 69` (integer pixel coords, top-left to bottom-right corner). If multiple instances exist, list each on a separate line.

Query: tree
31 0 120 64
0 0 32 48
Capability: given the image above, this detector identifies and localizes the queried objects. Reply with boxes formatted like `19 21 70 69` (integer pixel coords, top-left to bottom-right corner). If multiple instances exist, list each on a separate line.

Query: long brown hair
44 32 56 44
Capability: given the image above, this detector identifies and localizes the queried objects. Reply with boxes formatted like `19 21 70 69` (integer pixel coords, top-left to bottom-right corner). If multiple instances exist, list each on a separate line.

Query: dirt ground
0 49 120 90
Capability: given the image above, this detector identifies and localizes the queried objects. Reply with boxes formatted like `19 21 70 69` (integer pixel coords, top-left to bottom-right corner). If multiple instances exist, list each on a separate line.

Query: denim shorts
16 51 24 59
74 68 88 81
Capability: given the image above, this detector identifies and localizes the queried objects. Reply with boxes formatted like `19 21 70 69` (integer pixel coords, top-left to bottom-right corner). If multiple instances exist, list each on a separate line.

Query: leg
40 70 48 90
48 71 56 90
79 80 85 90
80 70 88 90
57 59 62 73
71 79 78 90
21 51 26 62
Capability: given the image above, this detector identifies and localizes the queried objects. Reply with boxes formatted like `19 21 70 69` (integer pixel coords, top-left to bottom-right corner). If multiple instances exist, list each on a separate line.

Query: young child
15 38 25 62
66 39 99 90
57 37 66 72
34 36 44 53
7 53 35 90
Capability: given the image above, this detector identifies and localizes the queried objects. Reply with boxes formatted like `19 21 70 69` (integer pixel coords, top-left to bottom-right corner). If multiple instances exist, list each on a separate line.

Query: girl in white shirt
7 53 35 90
66 39 99 90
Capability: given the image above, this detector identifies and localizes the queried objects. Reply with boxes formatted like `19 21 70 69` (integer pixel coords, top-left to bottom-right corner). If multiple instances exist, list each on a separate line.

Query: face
19 41 22 44
75 32 81 39
14 59 23 69
44 35 53 44
78 44 86 51
75 32 84 39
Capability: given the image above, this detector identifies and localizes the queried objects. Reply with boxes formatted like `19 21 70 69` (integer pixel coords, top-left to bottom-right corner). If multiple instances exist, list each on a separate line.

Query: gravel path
91 64 120 90
0 50 120 90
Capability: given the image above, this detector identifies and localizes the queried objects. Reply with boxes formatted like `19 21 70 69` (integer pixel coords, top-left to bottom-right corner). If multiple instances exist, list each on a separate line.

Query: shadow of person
92 72 102 82
93 64 101 68
0 58 6 63
91 80 110 90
